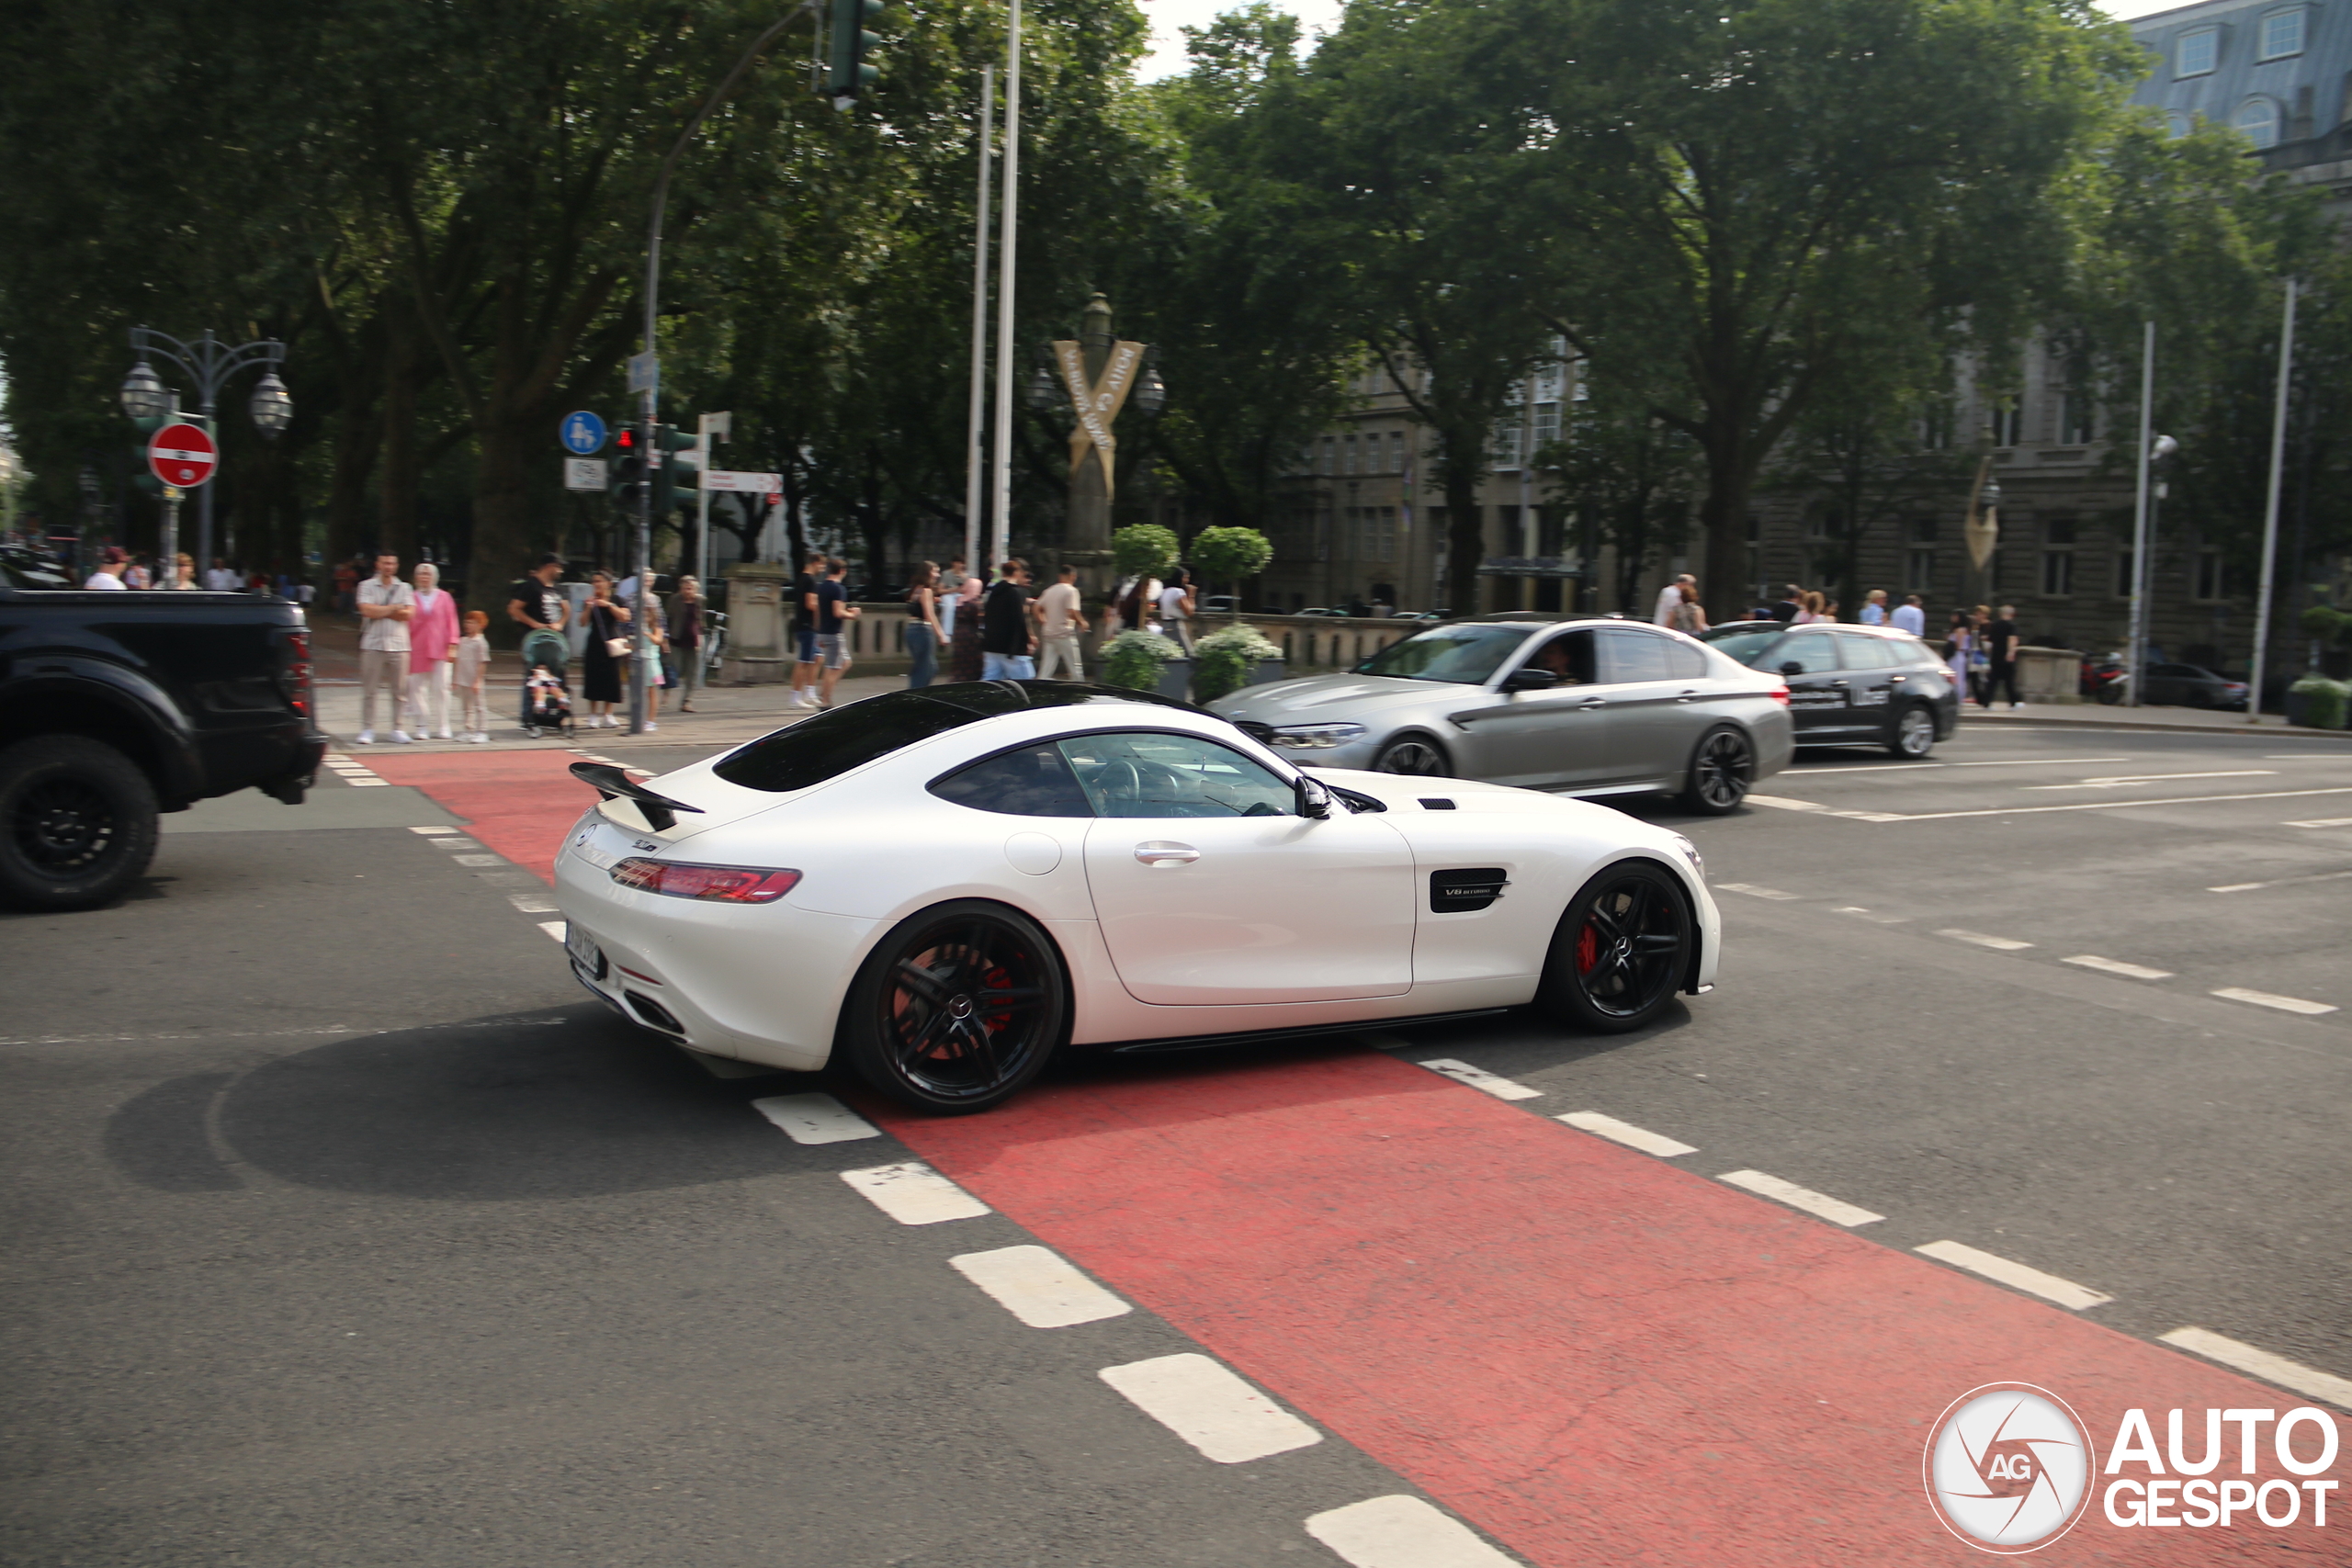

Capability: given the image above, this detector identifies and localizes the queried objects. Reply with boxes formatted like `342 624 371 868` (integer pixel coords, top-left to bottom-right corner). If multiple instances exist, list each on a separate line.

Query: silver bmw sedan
1209 616 1795 814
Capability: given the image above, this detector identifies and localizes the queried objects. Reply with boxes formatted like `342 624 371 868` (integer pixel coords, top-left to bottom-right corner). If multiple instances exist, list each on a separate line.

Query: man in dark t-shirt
786 551 825 708
1983 605 2021 707
505 553 571 731
980 558 1037 682
1768 584 1804 624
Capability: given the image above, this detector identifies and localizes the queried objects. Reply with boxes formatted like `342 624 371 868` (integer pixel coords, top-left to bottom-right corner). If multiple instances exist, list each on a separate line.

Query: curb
1960 711 2352 740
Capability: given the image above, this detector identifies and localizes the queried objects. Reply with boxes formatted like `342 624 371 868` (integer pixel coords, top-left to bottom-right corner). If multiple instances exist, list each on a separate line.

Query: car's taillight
610 858 801 904
284 629 313 716
1768 682 1791 706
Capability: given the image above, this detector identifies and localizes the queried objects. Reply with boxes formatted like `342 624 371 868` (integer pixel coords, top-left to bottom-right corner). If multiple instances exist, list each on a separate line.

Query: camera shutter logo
1923 1383 2096 1552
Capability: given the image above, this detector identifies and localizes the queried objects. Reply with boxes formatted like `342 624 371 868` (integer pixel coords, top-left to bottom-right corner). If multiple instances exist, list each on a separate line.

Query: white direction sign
627 352 659 395
702 469 782 493
563 457 607 492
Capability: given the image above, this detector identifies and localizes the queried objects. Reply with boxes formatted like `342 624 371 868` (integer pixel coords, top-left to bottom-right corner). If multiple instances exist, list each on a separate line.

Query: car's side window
1776 633 1844 674
1836 634 1900 670
1665 638 1709 680
1057 732 1296 818
1522 628 1598 684
1599 626 1678 682
929 743 1095 817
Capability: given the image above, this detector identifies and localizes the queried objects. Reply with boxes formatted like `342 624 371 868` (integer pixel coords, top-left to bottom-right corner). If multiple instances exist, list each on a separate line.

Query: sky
1135 0 2190 82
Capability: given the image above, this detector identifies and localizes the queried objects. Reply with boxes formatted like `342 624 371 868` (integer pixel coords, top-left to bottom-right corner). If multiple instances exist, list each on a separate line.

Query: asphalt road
5 718 2348 1565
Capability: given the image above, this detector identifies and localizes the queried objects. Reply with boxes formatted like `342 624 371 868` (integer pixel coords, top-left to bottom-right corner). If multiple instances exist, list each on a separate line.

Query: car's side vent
1419 797 1456 810
1430 868 1509 913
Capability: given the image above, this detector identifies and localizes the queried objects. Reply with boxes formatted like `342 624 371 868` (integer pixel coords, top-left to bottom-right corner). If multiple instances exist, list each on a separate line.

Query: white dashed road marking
537 920 566 942
1305 1495 1524 1568
2210 987 2339 1017
2062 954 2174 981
1787 756 2130 774
752 1093 880 1145
453 853 503 866
1938 929 2034 951
2207 868 2352 894
1875 785 2352 821
2024 770 2277 792
840 1162 992 1225
506 892 558 914
2159 1327 2352 1408
1715 882 1799 900
2283 817 2352 828
1914 1240 2111 1310
950 1245 1131 1328
1556 1112 1695 1158
407 824 456 834
1097 1354 1322 1463
1417 1059 1542 1100
1717 1170 1883 1227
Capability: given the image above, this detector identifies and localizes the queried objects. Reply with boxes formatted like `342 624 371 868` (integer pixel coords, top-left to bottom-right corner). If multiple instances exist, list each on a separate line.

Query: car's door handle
1134 842 1200 865
1576 698 1607 710
1829 680 1849 687
1675 688 1699 703
1889 674 1906 682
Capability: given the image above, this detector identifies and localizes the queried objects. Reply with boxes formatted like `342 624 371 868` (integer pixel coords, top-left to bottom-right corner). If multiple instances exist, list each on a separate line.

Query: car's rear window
713 681 1201 794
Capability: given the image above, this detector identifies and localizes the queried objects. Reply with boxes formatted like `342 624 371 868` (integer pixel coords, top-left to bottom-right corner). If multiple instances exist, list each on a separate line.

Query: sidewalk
1960 700 2352 739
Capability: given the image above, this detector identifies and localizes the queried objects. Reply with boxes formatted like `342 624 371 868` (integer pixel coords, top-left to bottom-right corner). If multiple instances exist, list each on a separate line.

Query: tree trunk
1698 433 1759 624
378 301 423 563
1442 451 1484 617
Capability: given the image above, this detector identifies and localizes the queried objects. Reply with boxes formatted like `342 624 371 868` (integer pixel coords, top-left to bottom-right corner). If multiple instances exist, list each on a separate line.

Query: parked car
1296 606 1345 618
1698 621 1959 757
1209 616 1794 814
2140 661 2248 710
0 583 324 908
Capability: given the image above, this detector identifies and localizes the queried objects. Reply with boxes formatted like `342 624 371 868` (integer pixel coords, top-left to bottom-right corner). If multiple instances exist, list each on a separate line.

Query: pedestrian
1666 581 1709 635
401 561 460 739
1035 562 1086 680
1109 570 1159 637
204 557 238 592
1792 591 1827 625
937 556 969 640
581 570 629 728
334 558 360 614
83 546 129 591
1984 603 2022 708
1891 593 1927 637
981 558 1037 681
1943 612 1973 695
455 610 492 742
789 551 825 708
813 557 860 707
1653 572 1697 626
1157 567 1197 652
167 553 199 590
123 554 153 590
1860 589 1888 626
1769 583 1804 623
355 552 415 744
949 569 986 682
638 582 668 729
672 574 704 713
903 561 944 689
1967 607 1992 705
507 553 571 734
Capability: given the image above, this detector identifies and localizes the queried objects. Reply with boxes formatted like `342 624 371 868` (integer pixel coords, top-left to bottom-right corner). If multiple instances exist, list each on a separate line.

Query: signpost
700 469 781 493
147 422 217 489
563 458 608 492
560 411 608 456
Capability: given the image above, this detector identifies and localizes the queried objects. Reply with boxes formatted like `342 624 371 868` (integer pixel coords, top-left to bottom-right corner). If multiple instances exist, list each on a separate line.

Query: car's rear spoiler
568 761 707 832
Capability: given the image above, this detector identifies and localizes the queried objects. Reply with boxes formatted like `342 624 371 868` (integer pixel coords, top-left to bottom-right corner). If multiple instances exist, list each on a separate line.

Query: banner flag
1054 338 1146 495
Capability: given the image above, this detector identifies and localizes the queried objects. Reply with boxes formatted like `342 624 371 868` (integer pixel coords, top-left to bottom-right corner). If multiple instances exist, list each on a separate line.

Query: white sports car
553 681 1719 1113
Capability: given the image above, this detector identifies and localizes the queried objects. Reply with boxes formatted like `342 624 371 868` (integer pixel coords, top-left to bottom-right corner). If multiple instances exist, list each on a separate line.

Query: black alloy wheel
1887 705 1937 760
1374 737 1451 777
842 900 1066 1113
1678 727 1753 815
0 736 159 911
1537 863 1692 1033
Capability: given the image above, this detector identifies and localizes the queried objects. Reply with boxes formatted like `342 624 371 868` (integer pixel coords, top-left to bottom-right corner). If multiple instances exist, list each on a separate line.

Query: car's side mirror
1296 775 1334 819
1779 660 1804 677
1501 667 1558 693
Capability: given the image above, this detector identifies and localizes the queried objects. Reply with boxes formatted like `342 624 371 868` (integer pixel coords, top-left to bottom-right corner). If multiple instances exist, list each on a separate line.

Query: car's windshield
1354 624 1536 684
1699 626 1788 670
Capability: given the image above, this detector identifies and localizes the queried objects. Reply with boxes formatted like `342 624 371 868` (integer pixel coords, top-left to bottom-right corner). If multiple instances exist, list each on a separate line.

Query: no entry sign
148 422 217 489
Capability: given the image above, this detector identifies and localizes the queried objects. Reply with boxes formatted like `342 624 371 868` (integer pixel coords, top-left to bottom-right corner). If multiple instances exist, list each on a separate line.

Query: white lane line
2159 1327 2352 1409
1833 906 1909 924
2211 987 2339 1017
505 892 558 914
1746 794 1828 811
1098 1353 1322 1463
538 920 566 942
407 824 457 834
1878 785 2352 822
431 839 485 852
1915 1240 2111 1310
841 1161 992 1224
572 752 621 763
1305 1495 1523 1568
752 1093 880 1145
1716 882 1799 900
2062 954 2175 980
2284 817 2352 828
323 752 352 761
1939 929 2034 952
950 1245 1131 1328
344 779 391 787
2025 770 2278 792
452 853 503 866
1557 1111 1695 1157
1788 756 2131 774
1417 1059 1542 1100
1717 1169 1883 1227
2210 869 2352 893
2265 753 2352 760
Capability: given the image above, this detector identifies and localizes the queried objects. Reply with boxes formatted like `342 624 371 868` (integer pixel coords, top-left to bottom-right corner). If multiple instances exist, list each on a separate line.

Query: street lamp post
2128 434 2178 708
1035 295 1160 606
122 330 288 576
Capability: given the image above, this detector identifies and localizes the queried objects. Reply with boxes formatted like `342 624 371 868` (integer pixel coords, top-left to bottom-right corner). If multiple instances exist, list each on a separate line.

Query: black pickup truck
0 577 325 909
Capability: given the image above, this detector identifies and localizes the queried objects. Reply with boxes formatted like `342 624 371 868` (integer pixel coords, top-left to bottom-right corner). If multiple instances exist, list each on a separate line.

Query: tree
1188 524 1272 615
1537 391 1700 614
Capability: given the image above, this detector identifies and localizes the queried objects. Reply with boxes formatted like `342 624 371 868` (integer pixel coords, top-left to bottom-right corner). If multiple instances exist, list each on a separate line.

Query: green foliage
1193 622 1280 660
1188 525 1272 586
2302 606 2352 647
2289 675 2349 729
1191 642 1254 704
1101 626 1182 690
1113 524 1182 578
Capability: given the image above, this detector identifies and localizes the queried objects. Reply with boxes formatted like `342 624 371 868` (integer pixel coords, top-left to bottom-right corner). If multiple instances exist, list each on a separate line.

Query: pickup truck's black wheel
0 737 159 911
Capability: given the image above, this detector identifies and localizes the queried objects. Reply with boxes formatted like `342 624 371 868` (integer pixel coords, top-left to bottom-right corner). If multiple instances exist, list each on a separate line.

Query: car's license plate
565 923 605 979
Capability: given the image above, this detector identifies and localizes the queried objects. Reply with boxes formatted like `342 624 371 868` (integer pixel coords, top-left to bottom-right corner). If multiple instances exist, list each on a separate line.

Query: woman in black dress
581 571 631 726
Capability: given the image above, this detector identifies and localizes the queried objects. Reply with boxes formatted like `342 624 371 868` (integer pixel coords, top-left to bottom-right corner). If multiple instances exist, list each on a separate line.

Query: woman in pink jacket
402 561 463 739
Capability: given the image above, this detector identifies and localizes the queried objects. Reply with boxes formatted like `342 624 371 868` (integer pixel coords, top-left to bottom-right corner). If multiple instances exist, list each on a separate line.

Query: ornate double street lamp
119 329 290 576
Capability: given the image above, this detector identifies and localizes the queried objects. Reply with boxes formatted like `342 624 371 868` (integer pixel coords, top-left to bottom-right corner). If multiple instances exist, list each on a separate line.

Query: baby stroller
523 662 574 738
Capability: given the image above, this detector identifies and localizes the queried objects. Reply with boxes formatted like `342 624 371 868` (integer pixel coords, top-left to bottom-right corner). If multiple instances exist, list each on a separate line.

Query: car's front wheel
0 736 160 911
1678 727 1753 815
1373 736 1453 777
841 900 1066 1114
1536 862 1692 1033
1886 704 1937 759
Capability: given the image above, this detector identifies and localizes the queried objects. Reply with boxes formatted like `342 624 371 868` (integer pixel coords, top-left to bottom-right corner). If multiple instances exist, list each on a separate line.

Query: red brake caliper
1575 921 1600 976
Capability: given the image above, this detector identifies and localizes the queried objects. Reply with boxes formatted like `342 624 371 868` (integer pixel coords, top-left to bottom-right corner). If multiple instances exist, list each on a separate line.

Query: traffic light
610 423 647 509
823 0 883 108
651 423 698 515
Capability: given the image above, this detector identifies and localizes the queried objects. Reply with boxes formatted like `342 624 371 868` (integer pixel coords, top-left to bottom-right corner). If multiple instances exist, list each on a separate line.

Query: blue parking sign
560 411 608 456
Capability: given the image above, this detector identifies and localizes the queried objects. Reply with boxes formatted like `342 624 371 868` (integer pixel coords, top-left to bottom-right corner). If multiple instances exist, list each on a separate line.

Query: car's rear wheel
1536 862 1691 1033
1373 736 1452 777
0 736 159 911
1886 705 1937 759
841 900 1066 1114
1678 726 1753 815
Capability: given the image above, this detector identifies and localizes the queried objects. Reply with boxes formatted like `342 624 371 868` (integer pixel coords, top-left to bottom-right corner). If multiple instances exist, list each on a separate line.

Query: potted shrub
2288 674 2350 730
1102 628 1188 697
1190 624 1285 703
1187 526 1274 622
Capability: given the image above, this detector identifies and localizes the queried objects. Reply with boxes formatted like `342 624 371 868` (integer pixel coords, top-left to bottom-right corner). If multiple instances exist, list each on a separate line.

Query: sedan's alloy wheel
1893 706 1936 758
846 901 1065 1112
1537 863 1692 1032
1683 728 1753 813
1374 738 1449 776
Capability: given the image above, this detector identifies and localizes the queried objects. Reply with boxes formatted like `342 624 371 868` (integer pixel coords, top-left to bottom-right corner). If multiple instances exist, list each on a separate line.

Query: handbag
604 636 633 658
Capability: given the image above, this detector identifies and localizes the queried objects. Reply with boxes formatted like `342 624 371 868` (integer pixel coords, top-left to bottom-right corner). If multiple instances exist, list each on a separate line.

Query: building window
2114 548 2136 599
2235 97 2281 148
1318 436 1335 477
2040 518 2075 597
1907 550 1937 592
2177 26 2218 77
1991 400 2023 447
1491 419 1522 472
2260 7 2305 60
1920 402 1956 449
1342 434 1359 476
2165 110 2192 139
1388 431 1406 474
2059 390 2096 445
1532 400 1560 454
2195 548 2225 600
